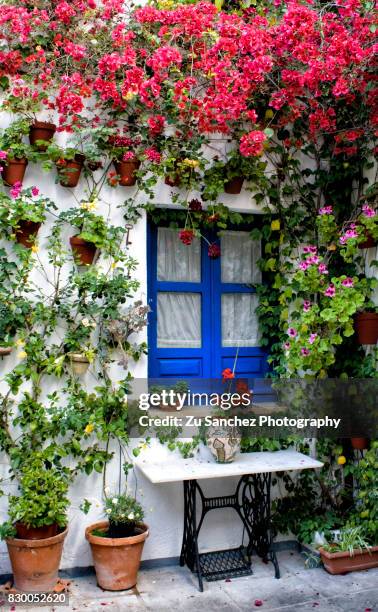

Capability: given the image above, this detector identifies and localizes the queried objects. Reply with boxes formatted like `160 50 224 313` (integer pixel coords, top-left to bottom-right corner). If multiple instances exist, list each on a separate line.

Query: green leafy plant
0 119 35 161
322 526 371 555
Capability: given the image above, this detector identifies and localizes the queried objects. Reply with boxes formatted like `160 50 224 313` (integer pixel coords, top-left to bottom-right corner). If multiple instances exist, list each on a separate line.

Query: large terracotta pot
351 437 369 450
354 312 378 345
86 521 149 591
15 221 41 248
15 522 58 540
57 155 85 187
2 158 28 186
319 545 378 575
224 176 244 195
113 159 140 186
6 527 68 592
29 121 56 151
69 235 97 265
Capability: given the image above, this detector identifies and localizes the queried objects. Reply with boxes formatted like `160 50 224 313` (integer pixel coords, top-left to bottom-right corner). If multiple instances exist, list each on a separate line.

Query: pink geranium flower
324 284 336 297
318 206 333 215
342 277 354 288
362 204 375 218
288 327 297 338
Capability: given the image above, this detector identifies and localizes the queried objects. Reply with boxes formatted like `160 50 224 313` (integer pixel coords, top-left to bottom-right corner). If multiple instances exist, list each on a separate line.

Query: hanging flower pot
113 159 140 186
15 522 59 540
6 527 68 592
354 312 378 345
29 121 56 151
57 154 85 187
67 352 90 375
69 235 97 266
86 521 149 591
15 220 41 248
224 176 244 194
351 437 369 450
2 158 28 186
0 346 12 357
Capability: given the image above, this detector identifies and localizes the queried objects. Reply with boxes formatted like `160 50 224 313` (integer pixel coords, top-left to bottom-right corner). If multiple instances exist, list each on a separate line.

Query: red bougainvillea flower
208 243 221 259
222 368 235 380
179 229 195 245
240 131 266 157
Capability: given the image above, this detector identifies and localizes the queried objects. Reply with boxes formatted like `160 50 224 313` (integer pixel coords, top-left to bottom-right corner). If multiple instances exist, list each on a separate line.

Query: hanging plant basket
15 221 41 248
67 352 90 375
113 159 140 186
2 158 28 186
29 121 56 151
6 527 68 592
86 521 149 591
69 235 98 266
319 546 378 575
0 346 12 357
224 176 244 195
351 437 369 450
354 312 378 345
57 154 85 187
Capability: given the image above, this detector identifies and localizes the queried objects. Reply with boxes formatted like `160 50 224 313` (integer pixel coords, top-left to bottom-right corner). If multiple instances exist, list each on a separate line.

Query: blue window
147 222 268 381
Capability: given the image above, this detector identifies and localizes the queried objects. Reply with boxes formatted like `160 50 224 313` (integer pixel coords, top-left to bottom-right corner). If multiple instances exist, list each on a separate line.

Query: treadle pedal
197 546 252 581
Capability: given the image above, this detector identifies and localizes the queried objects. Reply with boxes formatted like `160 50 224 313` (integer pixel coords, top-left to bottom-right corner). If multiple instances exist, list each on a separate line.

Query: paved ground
3 551 378 611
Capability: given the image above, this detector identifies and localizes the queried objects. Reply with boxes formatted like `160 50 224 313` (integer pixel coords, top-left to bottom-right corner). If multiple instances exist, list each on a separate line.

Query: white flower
104 486 110 495
112 498 118 505
82 318 90 327
128 512 134 520
105 508 111 514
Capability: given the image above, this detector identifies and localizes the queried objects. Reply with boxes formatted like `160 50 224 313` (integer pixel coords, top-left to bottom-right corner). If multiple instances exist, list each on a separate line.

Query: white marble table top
135 449 323 484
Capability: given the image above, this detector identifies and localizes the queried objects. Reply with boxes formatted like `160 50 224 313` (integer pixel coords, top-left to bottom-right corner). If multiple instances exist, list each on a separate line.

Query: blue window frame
147 220 268 381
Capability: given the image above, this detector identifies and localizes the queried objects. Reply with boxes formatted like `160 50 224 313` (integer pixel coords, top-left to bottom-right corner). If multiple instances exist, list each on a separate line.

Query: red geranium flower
179 229 195 245
222 368 235 380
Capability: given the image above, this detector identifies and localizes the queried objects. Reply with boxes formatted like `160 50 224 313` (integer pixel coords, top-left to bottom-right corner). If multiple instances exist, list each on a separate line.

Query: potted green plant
319 526 378 575
85 491 148 591
64 321 96 375
106 134 141 186
0 461 69 592
0 298 29 356
354 307 378 345
61 207 107 265
0 120 35 185
0 185 56 247
45 143 85 187
149 380 189 411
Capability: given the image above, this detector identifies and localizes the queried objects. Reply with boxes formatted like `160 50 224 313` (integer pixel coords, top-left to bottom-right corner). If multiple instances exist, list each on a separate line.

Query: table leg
238 473 280 579
180 480 204 592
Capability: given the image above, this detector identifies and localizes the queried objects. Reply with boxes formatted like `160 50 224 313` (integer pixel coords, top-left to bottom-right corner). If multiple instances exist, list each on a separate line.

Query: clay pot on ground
15 522 59 540
6 526 68 592
2 158 28 186
29 121 56 151
354 312 378 345
0 346 12 357
85 521 149 591
67 352 90 375
351 438 369 451
113 159 140 186
319 545 378 575
224 176 244 195
15 221 41 248
57 154 85 187
69 235 98 266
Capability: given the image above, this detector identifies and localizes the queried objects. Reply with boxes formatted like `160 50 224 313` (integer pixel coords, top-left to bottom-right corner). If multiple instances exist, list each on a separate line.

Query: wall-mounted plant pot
57 154 85 187
224 176 244 194
29 121 56 151
86 521 149 591
67 352 90 375
0 346 12 357
164 174 181 187
358 232 377 249
354 312 378 345
6 526 68 592
351 437 369 450
15 522 59 540
113 159 140 186
15 220 41 248
2 158 28 186
69 235 97 265
319 545 378 575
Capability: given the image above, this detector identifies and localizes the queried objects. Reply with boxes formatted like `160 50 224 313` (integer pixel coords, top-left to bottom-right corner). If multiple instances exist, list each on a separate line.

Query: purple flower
288 327 297 338
318 263 329 274
301 348 310 356
10 181 22 198
303 300 311 312
318 206 333 215
342 277 354 288
362 204 375 218
0 150 7 160
309 333 318 344
284 342 290 350
340 229 358 244
307 255 320 265
303 245 317 254
31 186 39 197
324 284 336 297
299 261 309 271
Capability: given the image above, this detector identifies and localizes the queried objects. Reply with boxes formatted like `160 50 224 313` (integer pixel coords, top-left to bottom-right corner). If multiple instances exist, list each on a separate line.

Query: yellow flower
31 245 39 253
123 90 137 101
337 455 346 465
81 201 97 211
85 423 95 434
265 109 274 120
183 158 199 168
18 351 27 359
271 220 280 231
111 262 117 269
15 339 25 347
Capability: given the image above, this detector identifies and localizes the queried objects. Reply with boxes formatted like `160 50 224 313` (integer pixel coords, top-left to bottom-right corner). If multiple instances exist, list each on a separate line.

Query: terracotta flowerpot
354 312 378 345
57 155 84 187
358 232 377 249
0 346 12 357
224 176 244 195
29 121 56 151
6 526 68 592
319 545 378 575
69 235 97 266
15 220 41 248
86 521 149 591
15 522 59 540
67 352 90 375
113 159 140 186
351 437 369 450
164 173 181 187
2 158 28 186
